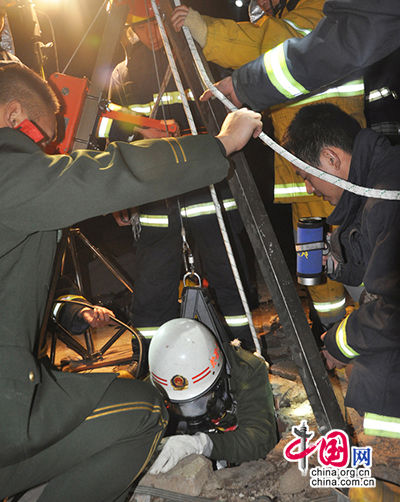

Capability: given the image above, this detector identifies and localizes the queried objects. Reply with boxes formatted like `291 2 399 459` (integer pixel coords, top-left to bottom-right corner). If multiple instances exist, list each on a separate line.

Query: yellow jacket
202 0 365 205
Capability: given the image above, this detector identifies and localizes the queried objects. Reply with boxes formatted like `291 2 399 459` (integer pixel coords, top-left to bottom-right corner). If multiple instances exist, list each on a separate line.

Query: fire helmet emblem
170 374 188 390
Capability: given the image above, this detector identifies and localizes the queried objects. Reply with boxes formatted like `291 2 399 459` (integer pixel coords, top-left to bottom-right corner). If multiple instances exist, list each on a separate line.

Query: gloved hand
148 433 213 474
171 6 207 48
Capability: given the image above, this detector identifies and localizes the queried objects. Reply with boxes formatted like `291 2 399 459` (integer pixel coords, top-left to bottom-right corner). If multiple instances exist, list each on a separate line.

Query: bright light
235 0 244 6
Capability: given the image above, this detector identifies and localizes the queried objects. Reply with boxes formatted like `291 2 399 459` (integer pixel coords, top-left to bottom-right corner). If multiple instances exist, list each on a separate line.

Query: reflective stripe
139 214 169 227
366 87 397 103
264 43 308 99
313 297 346 313
136 327 160 339
288 79 365 107
126 90 195 116
98 117 113 138
224 315 249 327
153 89 195 105
223 199 238 211
129 103 153 114
274 183 311 199
282 19 311 36
181 199 238 218
52 294 86 318
364 413 400 439
335 316 360 359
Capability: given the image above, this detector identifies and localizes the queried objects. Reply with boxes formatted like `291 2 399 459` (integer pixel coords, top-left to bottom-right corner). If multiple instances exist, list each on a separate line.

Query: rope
151 0 261 352
173 0 400 201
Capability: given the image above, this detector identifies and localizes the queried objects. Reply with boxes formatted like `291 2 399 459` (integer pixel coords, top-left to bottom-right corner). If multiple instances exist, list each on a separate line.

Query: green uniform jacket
0 128 229 468
207 346 277 464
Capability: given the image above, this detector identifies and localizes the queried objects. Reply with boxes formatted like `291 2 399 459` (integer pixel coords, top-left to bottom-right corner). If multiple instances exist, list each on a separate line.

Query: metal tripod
37 227 138 371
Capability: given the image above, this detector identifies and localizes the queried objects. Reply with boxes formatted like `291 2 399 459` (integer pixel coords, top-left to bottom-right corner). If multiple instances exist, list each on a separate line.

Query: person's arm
230 0 400 110
149 348 277 474
0 109 261 233
171 2 323 71
206 347 277 464
52 286 115 334
324 198 400 364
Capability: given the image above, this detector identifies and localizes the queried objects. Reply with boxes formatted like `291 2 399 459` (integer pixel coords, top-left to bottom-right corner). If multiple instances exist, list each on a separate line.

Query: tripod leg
68 232 95 356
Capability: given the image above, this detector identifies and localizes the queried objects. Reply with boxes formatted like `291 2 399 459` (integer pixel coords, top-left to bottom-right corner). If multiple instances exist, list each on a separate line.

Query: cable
174 0 400 201
62 0 108 75
151 0 261 353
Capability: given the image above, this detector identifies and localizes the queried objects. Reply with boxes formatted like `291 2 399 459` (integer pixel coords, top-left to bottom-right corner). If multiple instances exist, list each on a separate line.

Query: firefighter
199 0 400 111
284 103 400 439
107 0 258 351
147 318 277 473
172 0 367 331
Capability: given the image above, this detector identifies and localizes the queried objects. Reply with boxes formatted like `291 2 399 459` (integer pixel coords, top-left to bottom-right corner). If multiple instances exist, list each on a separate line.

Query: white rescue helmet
149 318 225 406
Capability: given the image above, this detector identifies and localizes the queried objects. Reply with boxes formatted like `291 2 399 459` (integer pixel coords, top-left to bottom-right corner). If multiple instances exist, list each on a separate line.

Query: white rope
174 2 400 201
151 0 261 352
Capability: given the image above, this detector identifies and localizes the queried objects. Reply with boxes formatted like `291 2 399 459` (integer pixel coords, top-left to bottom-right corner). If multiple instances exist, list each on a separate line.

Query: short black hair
0 63 59 120
283 103 362 166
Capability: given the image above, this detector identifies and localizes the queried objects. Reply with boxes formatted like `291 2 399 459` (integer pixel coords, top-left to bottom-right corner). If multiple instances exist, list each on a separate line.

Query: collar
327 129 388 226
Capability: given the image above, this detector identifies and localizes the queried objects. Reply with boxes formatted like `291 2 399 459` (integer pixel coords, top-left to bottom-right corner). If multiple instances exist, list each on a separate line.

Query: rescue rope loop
151 0 261 353
172 0 400 201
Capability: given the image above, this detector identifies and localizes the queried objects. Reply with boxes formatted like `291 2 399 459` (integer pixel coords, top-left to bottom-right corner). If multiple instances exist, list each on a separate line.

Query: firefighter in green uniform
0 63 261 501
148 318 277 473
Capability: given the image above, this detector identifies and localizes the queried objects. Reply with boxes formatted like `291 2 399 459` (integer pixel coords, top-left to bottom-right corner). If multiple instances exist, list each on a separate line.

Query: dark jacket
207 346 277 464
0 127 229 467
233 0 400 110
109 41 203 137
324 129 400 417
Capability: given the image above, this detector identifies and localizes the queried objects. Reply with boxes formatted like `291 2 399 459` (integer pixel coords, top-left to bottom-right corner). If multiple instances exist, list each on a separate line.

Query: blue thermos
296 217 325 285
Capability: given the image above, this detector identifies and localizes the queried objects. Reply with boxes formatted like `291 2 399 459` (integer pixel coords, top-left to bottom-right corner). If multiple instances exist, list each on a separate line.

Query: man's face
257 0 281 16
295 147 351 206
132 18 163 50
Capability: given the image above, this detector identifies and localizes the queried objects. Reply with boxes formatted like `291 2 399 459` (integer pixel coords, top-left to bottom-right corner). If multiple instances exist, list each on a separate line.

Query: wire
151 0 261 353
62 0 109 75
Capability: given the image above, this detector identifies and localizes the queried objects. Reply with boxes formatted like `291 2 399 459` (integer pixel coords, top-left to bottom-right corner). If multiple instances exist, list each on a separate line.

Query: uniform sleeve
202 0 323 71
0 132 230 233
324 198 400 363
232 0 400 110
206 349 277 464
52 294 90 335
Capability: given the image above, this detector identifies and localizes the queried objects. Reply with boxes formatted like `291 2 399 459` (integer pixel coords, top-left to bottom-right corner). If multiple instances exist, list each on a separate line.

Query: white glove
148 433 213 474
171 6 207 48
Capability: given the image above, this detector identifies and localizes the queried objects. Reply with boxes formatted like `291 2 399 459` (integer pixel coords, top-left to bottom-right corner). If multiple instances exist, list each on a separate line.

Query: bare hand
320 332 347 370
216 108 262 156
80 306 115 328
112 209 131 226
171 5 189 32
200 77 243 108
